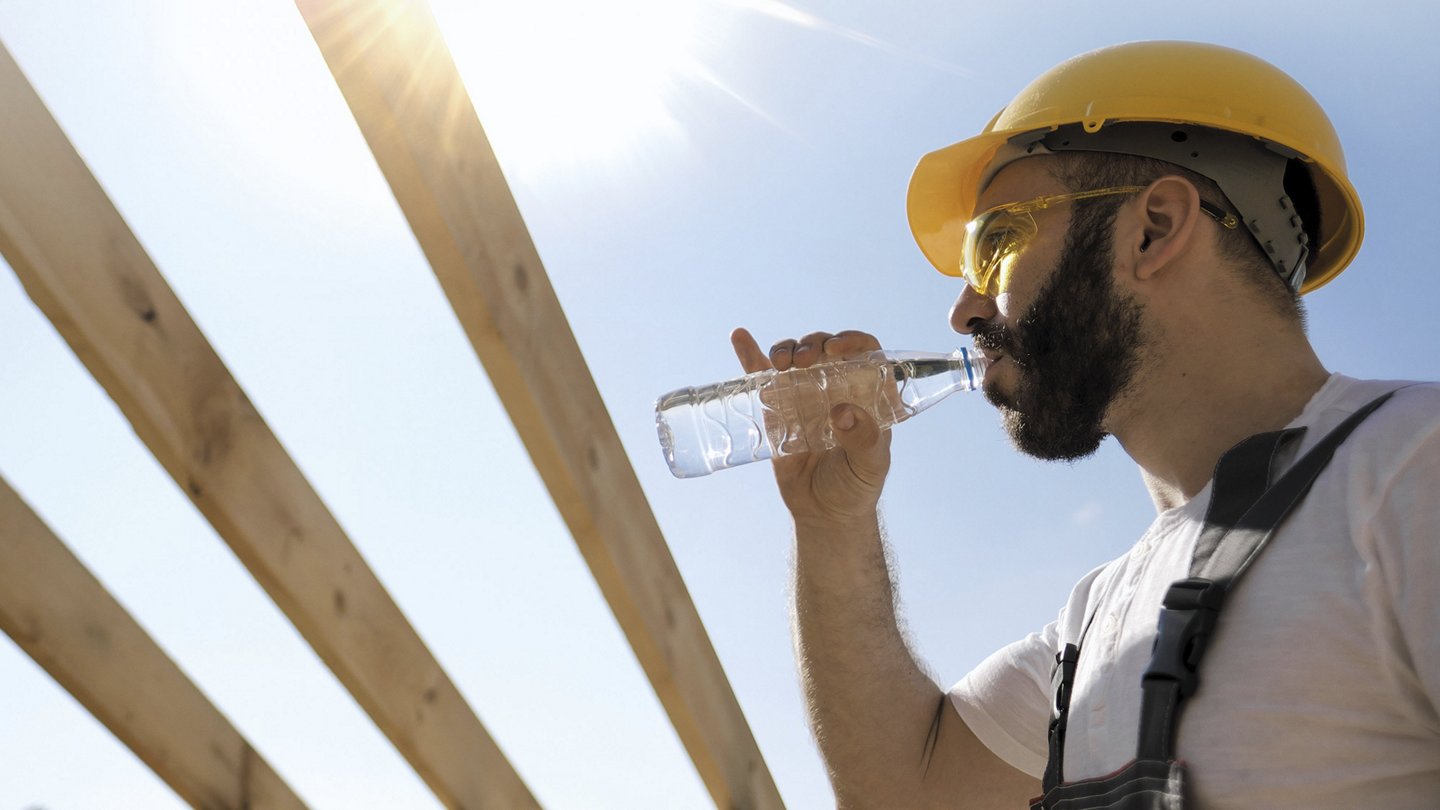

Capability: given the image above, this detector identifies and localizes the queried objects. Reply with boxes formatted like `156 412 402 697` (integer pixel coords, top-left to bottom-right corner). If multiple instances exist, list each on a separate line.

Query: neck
1111 311 1330 513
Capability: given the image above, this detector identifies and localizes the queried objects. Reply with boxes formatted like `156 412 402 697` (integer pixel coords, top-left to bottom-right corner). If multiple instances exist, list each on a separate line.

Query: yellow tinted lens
964 209 1034 296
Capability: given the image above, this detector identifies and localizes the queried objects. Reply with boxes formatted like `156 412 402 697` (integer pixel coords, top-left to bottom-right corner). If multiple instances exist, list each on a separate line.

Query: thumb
829 404 889 474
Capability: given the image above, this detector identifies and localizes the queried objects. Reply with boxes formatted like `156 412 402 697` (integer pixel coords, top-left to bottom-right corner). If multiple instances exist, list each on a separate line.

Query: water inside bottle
760 358 907 456
656 347 986 477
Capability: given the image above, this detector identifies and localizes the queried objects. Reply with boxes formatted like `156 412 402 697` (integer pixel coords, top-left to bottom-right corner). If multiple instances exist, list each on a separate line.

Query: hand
731 327 892 527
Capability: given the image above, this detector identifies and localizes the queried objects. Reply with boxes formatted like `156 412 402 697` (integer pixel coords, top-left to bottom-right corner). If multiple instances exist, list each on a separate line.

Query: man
731 42 1440 807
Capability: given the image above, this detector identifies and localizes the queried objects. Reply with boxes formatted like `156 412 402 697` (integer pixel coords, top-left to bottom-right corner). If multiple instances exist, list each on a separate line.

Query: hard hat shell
906 41 1363 293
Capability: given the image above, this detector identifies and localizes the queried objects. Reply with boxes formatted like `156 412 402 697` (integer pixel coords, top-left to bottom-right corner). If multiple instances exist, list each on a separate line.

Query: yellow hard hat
907 41 1363 294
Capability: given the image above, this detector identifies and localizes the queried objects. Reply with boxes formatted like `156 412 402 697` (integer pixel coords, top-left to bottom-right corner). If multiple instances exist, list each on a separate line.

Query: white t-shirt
950 375 1440 808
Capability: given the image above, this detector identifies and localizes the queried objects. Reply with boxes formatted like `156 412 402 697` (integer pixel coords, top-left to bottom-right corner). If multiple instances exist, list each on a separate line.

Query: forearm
792 510 944 805
730 327 1033 803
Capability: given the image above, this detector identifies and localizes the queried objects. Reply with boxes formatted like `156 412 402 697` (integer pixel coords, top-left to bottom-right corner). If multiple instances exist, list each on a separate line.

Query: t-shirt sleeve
948 562 1110 778
948 626 1057 778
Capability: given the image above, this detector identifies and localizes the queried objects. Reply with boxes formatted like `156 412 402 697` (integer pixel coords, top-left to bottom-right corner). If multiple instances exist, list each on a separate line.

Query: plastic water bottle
655 347 988 478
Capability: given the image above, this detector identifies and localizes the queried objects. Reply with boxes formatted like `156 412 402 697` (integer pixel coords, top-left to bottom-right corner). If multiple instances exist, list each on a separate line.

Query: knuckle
769 340 796 369
836 329 881 346
824 329 881 358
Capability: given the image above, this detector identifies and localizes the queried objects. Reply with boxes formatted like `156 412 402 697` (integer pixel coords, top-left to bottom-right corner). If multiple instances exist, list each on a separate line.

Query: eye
964 210 1035 295
977 226 1022 271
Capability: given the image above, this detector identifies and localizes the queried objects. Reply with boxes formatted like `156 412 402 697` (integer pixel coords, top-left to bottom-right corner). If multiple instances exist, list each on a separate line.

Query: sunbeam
425 0 968 181
715 0 973 77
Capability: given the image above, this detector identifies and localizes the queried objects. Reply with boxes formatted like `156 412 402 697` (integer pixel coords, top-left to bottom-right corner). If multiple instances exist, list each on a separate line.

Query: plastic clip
1142 578 1229 698
1053 643 1080 712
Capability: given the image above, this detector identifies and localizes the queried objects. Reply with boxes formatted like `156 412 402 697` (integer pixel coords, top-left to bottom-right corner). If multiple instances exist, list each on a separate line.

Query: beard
971 204 1150 461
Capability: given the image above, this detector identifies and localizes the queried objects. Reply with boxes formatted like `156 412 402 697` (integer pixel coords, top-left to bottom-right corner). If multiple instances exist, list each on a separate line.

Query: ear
1123 176 1205 282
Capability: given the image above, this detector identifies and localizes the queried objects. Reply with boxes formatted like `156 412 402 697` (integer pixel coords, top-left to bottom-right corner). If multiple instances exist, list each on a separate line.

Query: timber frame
0 1 782 808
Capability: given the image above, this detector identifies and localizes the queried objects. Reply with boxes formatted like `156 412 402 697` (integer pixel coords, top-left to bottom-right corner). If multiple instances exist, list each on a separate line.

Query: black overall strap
1189 429 1301 574
1134 389 1401 761
1195 390 1400 586
1041 642 1080 792
1042 608 1103 791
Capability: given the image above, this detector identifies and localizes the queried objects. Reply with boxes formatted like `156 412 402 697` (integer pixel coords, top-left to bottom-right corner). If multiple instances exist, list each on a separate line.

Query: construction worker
731 42 1440 807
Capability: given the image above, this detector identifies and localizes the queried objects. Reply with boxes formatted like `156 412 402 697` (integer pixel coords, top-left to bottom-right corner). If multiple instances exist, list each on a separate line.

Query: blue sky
1 1 1437 807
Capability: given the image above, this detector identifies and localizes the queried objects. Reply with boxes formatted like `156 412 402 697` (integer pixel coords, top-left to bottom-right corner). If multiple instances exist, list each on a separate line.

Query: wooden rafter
0 476 309 809
293 1 784 806
0 39 538 809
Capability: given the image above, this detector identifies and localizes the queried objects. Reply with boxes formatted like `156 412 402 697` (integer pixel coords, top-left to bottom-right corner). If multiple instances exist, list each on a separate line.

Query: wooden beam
293 2 784 807
0 39 538 810
0 476 309 809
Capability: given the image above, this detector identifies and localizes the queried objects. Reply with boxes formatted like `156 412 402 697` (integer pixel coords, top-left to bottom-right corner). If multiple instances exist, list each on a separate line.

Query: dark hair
1046 152 1305 326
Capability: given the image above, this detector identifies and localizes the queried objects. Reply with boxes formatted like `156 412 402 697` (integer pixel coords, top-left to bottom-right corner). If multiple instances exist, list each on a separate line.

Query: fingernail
796 343 813 355
834 409 856 430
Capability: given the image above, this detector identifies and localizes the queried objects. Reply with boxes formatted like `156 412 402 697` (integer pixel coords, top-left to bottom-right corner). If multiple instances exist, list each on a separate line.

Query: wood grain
292 1 783 806
0 476 310 810
0 37 537 809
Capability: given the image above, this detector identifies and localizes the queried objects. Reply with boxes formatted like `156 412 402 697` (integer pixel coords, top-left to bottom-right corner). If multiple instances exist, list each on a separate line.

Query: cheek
992 259 1041 320
1000 235 1065 319
993 291 1017 319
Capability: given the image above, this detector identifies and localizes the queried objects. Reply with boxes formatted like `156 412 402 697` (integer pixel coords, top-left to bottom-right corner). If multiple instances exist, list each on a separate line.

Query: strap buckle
1141 578 1228 698
1053 643 1079 712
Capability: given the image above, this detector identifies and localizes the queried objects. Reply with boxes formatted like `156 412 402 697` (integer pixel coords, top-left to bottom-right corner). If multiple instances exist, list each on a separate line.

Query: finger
822 330 882 359
792 331 836 368
731 328 773 374
769 338 799 371
829 403 890 483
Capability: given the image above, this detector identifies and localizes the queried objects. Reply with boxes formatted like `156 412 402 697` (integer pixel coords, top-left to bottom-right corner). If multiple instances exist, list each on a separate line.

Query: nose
949 284 998 335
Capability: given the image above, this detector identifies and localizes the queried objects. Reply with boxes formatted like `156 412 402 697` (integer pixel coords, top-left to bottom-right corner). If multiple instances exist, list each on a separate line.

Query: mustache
971 322 1023 365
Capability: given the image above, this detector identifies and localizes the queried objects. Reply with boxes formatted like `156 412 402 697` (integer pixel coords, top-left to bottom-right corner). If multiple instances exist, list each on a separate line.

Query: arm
732 328 1038 808
794 512 1039 808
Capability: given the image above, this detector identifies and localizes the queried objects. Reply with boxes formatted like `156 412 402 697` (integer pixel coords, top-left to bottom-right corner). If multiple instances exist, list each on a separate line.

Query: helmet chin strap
993 123 1313 292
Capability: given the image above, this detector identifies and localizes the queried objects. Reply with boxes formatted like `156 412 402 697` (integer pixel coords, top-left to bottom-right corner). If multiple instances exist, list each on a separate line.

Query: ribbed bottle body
657 347 986 477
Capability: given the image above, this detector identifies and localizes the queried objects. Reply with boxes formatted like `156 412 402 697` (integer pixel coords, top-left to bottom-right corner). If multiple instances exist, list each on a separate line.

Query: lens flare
429 0 702 180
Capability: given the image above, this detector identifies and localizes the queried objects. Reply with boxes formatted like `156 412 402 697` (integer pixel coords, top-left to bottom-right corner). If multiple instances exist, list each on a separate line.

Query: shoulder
1302 375 1440 474
1309 375 1440 419
1054 557 1127 643
1299 376 1440 553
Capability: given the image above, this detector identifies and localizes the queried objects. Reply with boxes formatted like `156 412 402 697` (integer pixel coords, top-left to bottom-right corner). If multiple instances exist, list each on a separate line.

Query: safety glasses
960 185 1239 297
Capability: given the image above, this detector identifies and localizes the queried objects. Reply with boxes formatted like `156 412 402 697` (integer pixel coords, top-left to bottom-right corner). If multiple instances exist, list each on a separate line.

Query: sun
429 0 704 181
